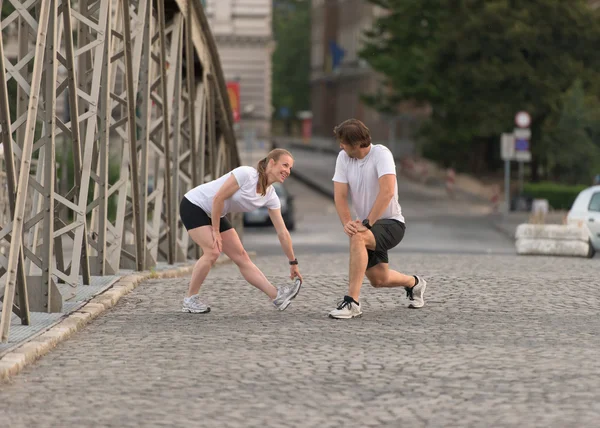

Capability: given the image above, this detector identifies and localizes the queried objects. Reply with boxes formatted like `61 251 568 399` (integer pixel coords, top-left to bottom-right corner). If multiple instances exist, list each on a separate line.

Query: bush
523 182 588 210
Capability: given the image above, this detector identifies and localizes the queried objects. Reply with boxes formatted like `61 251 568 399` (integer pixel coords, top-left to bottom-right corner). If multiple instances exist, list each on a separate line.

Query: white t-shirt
184 166 281 217
332 144 404 223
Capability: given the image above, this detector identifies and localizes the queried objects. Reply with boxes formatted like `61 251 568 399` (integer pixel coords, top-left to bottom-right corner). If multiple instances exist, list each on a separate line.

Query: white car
566 185 600 257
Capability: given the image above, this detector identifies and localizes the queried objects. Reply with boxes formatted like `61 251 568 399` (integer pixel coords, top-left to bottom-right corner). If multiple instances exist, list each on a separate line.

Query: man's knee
369 276 388 288
350 231 372 248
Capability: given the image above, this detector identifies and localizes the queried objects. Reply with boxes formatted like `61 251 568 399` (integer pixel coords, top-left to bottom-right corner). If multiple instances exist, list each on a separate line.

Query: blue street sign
279 107 290 119
515 139 529 151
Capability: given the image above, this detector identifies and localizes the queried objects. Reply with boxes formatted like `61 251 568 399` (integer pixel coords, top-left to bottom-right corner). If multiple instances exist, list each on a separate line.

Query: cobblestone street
2 252 600 427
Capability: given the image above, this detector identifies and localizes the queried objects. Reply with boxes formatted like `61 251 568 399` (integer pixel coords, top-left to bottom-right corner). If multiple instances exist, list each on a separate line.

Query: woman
179 148 303 313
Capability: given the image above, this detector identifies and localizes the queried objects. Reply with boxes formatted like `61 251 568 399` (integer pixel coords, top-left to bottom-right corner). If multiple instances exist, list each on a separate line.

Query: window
589 192 600 212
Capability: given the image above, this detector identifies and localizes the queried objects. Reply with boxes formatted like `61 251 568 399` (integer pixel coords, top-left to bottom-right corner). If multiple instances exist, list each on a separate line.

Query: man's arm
334 181 352 225
334 181 359 237
366 174 396 225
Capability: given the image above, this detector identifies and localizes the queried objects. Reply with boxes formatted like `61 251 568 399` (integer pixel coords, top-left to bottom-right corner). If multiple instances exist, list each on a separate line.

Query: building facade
310 0 424 154
311 0 392 142
204 0 273 139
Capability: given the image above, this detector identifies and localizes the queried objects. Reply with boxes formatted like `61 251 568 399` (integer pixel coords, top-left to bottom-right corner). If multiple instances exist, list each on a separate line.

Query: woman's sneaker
329 296 362 319
406 276 426 309
272 279 302 311
182 294 211 313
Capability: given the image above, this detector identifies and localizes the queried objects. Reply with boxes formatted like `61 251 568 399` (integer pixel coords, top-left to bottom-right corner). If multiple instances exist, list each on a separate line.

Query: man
329 119 426 319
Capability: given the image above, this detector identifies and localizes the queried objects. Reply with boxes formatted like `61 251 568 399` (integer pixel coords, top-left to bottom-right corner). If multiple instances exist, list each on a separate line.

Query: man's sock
413 275 419 287
344 295 359 305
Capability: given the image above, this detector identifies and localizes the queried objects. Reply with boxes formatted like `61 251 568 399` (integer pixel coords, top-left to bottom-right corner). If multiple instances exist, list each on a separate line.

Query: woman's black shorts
179 197 233 232
367 219 406 270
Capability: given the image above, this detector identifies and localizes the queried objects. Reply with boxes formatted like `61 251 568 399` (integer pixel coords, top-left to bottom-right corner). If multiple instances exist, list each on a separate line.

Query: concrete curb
0 256 234 382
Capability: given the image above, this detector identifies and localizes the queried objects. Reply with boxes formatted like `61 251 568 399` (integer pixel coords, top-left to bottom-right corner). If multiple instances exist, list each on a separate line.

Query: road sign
515 111 531 128
501 133 515 161
515 139 529 151
515 151 532 162
512 127 531 162
514 128 531 140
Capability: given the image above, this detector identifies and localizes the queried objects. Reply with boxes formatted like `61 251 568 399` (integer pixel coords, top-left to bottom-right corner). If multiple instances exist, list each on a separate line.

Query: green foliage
271 0 311 119
523 182 587 210
542 79 600 184
360 0 600 178
1 2 15 18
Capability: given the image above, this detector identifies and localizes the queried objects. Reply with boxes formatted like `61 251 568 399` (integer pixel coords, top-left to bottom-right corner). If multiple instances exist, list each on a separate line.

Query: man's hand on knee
344 220 358 237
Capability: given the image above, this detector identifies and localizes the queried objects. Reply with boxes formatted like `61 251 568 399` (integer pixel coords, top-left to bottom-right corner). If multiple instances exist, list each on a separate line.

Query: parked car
243 182 296 231
566 185 600 257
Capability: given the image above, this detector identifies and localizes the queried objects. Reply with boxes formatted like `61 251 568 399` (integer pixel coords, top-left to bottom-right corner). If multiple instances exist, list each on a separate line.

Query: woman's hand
290 265 303 283
212 229 222 253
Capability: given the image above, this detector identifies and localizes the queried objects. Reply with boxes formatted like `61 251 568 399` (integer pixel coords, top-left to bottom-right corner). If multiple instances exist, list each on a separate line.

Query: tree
271 0 311 133
360 0 600 180
543 79 600 184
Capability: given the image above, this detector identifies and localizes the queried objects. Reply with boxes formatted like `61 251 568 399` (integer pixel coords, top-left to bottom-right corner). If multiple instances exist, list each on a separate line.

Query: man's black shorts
179 197 233 232
367 219 406 269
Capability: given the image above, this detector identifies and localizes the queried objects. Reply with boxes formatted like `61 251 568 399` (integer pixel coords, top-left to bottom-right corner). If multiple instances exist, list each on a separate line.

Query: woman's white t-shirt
332 144 405 223
184 166 281 217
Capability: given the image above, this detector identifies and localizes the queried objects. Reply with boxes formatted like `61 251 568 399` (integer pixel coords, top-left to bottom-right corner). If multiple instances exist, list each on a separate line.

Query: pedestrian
329 119 427 319
179 148 303 313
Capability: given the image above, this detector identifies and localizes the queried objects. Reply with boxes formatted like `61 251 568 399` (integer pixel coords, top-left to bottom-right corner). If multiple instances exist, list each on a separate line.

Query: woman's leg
186 226 221 297
220 228 278 300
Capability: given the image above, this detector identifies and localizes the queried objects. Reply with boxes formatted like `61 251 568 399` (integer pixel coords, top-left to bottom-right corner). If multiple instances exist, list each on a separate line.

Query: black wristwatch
362 219 372 229
289 259 298 265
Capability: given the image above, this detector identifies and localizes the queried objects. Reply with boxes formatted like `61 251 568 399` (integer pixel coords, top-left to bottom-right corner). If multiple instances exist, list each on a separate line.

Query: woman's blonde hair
256 148 293 196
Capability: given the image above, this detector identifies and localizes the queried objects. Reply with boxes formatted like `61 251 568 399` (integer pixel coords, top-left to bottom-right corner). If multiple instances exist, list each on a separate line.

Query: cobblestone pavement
2 252 600 427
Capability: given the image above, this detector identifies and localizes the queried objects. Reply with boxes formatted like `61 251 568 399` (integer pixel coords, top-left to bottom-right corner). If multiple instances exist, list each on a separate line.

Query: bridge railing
0 0 240 341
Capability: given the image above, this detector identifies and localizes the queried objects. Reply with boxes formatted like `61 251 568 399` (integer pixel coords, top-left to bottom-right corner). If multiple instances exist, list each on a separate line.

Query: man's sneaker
272 279 302 311
406 276 426 309
182 294 211 313
329 296 362 319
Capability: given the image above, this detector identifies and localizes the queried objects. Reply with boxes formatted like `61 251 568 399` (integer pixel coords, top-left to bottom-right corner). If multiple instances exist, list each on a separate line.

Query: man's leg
365 263 426 309
329 229 376 319
348 230 376 300
365 263 416 289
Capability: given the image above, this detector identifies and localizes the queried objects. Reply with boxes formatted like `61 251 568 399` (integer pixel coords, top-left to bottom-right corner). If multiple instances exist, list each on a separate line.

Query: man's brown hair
333 119 371 148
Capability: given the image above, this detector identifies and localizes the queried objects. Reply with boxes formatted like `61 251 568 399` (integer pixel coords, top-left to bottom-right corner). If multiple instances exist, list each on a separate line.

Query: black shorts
179 197 233 232
367 219 406 270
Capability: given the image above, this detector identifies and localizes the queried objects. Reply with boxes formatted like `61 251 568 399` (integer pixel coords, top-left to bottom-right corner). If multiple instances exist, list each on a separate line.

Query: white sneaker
182 294 211 313
272 279 302 311
406 276 426 309
329 296 362 319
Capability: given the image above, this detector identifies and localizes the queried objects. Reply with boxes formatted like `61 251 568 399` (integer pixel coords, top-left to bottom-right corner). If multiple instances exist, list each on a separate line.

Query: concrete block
515 224 589 241
516 238 590 257
0 358 23 381
103 289 125 301
0 353 27 370
116 281 136 292
89 295 116 309
77 302 106 319
69 311 92 323
12 343 45 364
